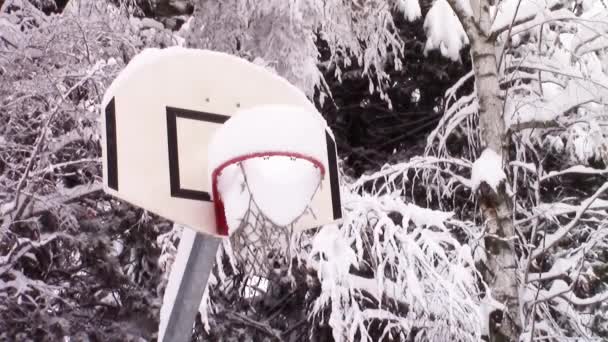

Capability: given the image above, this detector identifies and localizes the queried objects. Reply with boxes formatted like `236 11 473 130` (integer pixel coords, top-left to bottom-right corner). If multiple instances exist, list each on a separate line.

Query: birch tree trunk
446 0 521 340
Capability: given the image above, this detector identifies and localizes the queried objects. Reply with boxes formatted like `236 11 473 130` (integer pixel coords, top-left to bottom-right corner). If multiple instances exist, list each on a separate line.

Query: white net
217 156 322 276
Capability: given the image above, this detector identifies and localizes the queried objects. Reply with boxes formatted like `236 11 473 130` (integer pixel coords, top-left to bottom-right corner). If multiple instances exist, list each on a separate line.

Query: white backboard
101 47 342 236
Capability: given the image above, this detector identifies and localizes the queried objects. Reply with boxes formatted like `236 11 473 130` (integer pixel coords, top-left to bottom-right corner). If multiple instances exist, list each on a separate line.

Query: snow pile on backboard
471 148 506 191
102 47 326 114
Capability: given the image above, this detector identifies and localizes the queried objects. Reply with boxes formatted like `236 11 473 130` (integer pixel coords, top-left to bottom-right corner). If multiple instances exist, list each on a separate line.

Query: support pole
158 227 221 342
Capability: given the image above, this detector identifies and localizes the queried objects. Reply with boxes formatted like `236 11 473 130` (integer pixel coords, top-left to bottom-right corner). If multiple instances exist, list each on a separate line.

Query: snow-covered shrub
0 1 186 339
307 193 485 341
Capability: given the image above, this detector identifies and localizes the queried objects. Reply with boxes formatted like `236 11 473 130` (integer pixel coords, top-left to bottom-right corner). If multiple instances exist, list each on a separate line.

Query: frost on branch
307 193 484 342
0 2 186 339
182 0 404 102
500 0 608 167
5 0 608 340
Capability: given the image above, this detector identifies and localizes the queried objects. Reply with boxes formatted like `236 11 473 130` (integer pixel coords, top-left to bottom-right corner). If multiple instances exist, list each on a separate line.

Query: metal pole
159 227 221 342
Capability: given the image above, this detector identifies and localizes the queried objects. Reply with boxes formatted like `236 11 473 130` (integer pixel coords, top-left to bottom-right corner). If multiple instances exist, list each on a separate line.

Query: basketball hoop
101 48 345 340
101 47 342 239
208 105 330 273
212 153 324 231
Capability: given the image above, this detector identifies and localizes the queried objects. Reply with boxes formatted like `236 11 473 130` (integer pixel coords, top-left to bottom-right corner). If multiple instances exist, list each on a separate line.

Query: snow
97 290 122 307
207 104 329 175
242 157 322 226
542 165 608 181
0 200 16 216
478 293 506 336
423 0 469 61
215 164 249 233
396 0 421 21
471 148 506 191
510 160 537 173
407 203 454 229
243 276 269 298
381 195 454 229
571 3 608 55
544 135 565 153
309 224 357 281
310 192 485 341
491 0 549 33
110 240 124 257
523 278 608 307
527 251 583 281
216 156 323 230
504 81 601 129
534 199 608 218
209 104 328 229
102 47 325 112
568 123 603 164
141 18 164 31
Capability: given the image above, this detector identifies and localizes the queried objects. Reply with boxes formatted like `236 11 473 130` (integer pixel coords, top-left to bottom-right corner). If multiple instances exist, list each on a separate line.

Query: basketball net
216 156 323 277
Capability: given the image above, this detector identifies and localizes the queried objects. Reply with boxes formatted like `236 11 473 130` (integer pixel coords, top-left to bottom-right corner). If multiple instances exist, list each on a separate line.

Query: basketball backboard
101 47 342 236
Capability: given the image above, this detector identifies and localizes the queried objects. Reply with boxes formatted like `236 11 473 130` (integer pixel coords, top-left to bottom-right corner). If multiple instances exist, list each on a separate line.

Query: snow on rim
209 104 328 231
207 104 329 177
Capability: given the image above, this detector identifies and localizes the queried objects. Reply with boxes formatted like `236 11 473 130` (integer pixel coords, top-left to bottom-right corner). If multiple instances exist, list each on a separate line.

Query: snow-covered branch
444 0 476 36
491 0 564 35
308 193 484 341
531 182 608 259
540 165 608 182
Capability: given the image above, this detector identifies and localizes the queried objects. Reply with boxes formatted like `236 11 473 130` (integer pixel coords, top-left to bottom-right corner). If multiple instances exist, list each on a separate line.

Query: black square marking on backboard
105 97 119 191
325 132 342 220
166 106 230 202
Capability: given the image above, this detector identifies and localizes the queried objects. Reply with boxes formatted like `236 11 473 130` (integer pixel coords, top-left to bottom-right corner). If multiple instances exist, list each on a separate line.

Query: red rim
211 152 326 236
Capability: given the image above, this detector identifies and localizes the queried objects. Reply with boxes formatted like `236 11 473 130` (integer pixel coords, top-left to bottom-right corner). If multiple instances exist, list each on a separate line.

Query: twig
31 157 101 176
281 318 307 339
224 311 282 341
524 159 542 285
531 182 608 259
72 18 91 64
497 0 523 72
491 2 563 36
10 106 62 219
513 64 608 91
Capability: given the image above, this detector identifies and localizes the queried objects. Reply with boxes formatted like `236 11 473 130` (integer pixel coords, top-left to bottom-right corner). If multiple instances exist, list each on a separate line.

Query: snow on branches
345 0 608 339
4 0 608 341
307 193 485 342
0 1 186 339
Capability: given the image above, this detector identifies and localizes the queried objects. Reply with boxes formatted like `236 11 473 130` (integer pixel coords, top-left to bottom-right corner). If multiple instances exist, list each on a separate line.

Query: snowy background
2 0 608 341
